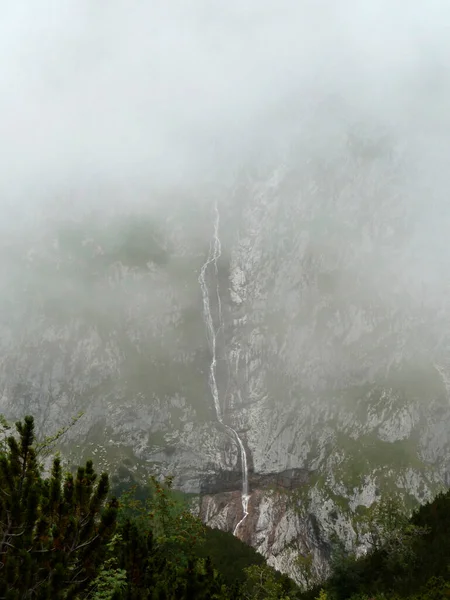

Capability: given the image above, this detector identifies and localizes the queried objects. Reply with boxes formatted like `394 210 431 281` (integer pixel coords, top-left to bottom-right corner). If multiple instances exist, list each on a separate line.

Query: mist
1 1 450 411
3 4 450 576
1 0 449 202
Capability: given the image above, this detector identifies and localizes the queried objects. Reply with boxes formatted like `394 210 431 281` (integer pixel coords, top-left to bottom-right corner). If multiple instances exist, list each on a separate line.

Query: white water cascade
198 201 250 537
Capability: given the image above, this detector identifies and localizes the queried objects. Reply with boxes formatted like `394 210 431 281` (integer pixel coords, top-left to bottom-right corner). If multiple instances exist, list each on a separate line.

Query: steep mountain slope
299 488 450 600
198 129 449 582
1 120 450 586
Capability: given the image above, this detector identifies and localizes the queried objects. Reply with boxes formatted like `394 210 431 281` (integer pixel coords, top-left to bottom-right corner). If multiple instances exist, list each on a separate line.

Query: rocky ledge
200 467 311 495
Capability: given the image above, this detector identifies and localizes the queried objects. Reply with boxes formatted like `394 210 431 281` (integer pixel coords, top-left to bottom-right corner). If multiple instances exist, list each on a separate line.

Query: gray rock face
1 122 450 585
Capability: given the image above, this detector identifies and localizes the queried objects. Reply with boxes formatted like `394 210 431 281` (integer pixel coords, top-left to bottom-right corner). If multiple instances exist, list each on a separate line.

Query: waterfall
198 201 250 536
198 202 224 424
231 430 249 535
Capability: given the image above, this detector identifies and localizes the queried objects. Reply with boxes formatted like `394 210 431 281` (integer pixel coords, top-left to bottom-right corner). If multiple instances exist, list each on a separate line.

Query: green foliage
0 413 11 452
0 414 303 599
301 488 450 600
355 495 429 571
240 564 292 600
413 575 450 600
113 477 301 599
118 475 205 566
195 525 265 586
294 552 317 590
332 432 427 495
35 412 85 459
0 416 118 599
84 534 127 600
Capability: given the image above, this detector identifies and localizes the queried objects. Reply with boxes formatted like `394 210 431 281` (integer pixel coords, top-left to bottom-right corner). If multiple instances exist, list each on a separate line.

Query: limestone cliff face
196 143 448 583
1 127 450 585
199 470 331 585
201 489 332 586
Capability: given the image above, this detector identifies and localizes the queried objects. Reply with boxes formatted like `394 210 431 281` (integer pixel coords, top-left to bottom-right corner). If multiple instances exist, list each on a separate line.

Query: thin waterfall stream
198 201 250 537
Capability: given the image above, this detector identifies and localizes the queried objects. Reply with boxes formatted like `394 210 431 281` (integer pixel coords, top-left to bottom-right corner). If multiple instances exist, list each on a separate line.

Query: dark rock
200 467 311 495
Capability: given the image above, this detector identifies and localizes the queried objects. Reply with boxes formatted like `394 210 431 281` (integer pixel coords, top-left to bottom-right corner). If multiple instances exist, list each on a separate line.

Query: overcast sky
1 0 449 200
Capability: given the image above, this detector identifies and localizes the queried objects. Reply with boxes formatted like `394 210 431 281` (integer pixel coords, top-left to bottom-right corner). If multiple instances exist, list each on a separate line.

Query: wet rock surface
200 468 311 495
2 129 450 584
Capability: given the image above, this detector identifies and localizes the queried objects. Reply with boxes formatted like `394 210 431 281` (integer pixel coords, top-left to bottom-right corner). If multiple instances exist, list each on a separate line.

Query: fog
1 0 450 203
0 1 449 325
1 2 450 377
1 1 450 487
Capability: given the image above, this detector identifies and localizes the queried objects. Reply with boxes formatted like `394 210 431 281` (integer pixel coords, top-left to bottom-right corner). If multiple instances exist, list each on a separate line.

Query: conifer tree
0 416 117 599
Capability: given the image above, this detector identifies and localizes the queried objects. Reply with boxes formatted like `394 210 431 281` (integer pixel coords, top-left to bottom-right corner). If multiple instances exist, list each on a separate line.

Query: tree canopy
4 414 450 600
0 415 301 600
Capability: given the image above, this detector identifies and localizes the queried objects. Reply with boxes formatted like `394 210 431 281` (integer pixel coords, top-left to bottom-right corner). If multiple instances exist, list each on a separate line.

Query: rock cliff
1 120 450 586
